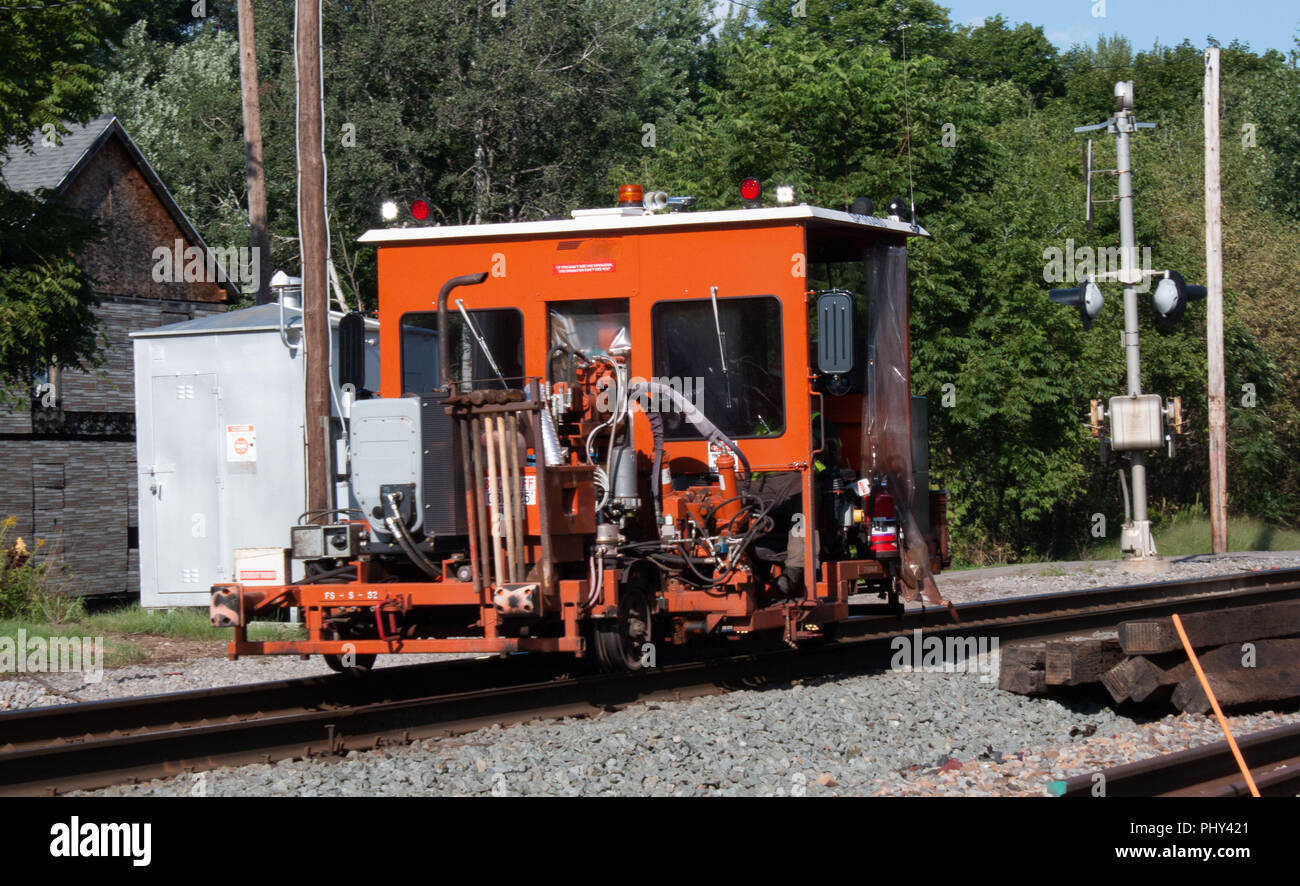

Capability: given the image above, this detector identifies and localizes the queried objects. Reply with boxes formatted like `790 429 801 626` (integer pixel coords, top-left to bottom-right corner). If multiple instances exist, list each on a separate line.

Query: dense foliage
0 0 122 397
3 0 1299 560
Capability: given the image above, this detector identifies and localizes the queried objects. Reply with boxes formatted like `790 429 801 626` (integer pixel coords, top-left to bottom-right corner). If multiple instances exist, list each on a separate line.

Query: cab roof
358 204 929 246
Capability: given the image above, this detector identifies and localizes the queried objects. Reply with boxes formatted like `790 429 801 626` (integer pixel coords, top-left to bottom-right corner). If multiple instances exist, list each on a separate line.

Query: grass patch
0 617 150 669
1088 515 1300 560
86 605 222 640
84 605 305 642
0 606 305 673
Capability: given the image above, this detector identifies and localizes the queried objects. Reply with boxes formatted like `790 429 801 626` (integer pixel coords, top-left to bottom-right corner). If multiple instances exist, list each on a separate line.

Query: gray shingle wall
11 439 139 597
0 440 139 598
0 443 34 546
2 299 222 598
60 299 223 413
60 300 139 412
0 397 29 434
1 117 230 599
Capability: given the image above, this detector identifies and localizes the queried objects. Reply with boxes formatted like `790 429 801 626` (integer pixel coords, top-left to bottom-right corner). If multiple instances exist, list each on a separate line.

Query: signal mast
1050 81 1205 571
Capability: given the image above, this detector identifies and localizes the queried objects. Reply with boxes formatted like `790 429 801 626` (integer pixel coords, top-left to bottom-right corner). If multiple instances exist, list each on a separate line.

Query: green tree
103 0 711 306
649 9 1300 558
753 0 955 59
948 14 1064 104
99 21 247 259
0 1 121 396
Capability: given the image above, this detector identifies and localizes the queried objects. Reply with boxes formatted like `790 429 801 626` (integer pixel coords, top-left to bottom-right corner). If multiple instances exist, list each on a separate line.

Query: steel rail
2 567 1298 796
1052 721 1300 797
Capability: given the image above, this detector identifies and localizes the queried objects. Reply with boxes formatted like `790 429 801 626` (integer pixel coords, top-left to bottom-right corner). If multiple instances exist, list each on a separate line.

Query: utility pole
1204 47 1229 554
296 0 331 516
237 0 272 305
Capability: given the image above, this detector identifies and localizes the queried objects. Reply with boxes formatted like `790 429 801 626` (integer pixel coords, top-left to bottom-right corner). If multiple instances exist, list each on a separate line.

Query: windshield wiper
710 286 733 408
455 298 508 388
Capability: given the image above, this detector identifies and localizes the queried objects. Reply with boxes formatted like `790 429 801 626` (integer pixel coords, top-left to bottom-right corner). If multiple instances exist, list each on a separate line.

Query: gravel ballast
7 551 1297 711
0 653 472 711
932 551 1300 605
74 665 1299 797
3 552 1297 796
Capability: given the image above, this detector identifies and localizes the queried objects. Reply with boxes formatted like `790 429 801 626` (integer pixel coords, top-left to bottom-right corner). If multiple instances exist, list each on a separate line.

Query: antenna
1083 139 1094 232
899 22 916 224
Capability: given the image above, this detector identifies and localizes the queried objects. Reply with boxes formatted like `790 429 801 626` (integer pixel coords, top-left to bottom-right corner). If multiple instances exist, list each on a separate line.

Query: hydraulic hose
626 379 753 521
382 491 441 579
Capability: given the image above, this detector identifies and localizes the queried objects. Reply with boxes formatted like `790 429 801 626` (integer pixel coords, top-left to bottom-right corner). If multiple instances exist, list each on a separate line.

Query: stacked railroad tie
998 600 1300 713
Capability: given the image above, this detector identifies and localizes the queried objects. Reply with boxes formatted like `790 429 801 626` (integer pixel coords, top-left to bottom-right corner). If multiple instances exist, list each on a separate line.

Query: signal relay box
1108 394 1165 451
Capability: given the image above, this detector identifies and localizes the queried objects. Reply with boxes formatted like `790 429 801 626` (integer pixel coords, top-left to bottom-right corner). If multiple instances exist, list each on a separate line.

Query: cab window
400 308 524 393
650 295 784 439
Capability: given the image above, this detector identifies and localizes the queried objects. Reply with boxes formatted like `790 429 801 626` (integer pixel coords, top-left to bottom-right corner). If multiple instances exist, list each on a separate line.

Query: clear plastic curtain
862 244 943 605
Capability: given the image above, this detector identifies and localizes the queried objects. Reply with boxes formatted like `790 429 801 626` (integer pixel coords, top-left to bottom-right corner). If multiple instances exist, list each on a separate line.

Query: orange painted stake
1170 612 1261 797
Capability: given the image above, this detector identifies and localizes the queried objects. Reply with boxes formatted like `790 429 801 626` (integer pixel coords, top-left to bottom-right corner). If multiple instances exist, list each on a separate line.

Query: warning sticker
225 424 257 463
553 261 615 276
485 475 537 507
707 441 728 471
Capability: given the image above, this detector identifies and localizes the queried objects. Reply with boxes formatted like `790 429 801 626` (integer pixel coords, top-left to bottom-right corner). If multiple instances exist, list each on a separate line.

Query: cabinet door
146 374 223 595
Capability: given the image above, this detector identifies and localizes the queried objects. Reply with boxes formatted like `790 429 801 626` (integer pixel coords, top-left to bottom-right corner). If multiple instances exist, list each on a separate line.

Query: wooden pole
236 0 272 305
1204 48 1228 554
297 0 331 516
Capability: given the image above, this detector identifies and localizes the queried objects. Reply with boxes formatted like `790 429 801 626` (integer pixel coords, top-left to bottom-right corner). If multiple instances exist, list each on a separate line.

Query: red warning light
739 177 762 203
411 200 430 221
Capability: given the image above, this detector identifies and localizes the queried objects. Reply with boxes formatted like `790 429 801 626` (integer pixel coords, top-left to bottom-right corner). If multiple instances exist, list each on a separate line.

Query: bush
0 515 83 621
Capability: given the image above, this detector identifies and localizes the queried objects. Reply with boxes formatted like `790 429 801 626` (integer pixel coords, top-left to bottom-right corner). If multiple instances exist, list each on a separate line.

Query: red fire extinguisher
868 480 899 556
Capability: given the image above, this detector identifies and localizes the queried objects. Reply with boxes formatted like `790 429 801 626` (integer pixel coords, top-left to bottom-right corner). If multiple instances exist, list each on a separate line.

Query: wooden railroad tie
998 599 1300 713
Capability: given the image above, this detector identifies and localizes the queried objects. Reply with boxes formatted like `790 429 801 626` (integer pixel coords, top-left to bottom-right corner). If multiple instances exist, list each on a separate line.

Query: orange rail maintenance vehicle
211 183 950 672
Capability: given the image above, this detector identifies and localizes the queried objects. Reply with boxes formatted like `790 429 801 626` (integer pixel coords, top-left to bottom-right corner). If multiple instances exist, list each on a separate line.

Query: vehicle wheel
323 628 376 677
594 585 652 672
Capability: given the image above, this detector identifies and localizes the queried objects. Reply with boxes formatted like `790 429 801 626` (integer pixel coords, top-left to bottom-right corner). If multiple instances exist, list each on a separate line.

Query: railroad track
3 566 1299 796
1051 721 1300 796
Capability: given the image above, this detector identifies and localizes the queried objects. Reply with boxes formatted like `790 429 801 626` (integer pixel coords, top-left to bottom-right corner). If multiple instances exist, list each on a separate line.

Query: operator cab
212 185 949 671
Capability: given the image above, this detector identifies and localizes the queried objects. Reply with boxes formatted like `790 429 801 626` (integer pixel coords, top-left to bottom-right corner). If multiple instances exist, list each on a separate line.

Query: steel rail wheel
324 627 377 677
595 586 652 671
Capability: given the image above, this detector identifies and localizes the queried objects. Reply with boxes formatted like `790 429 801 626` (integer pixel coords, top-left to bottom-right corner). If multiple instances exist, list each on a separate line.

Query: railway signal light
1049 277 1104 329
740 177 762 206
380 201 398 222
410 199 430 222
1152 270 1206 331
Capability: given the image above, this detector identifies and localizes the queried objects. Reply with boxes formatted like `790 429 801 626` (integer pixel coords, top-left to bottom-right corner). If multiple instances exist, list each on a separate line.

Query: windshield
399 308 524 394
651 295 784 439
549 299 630 358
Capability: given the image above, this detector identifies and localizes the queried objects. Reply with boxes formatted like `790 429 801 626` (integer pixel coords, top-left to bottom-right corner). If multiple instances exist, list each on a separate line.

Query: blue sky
940 0 1300 56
